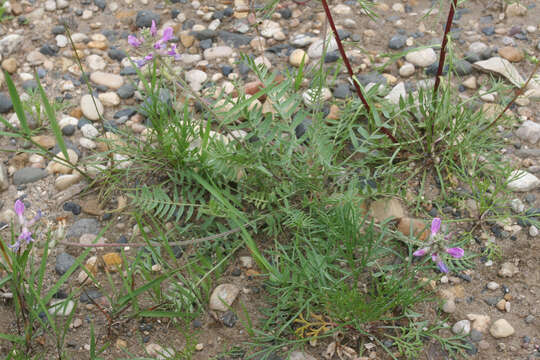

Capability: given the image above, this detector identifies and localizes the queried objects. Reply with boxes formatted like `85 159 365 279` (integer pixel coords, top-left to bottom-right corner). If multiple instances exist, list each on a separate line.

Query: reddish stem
320 0 397 144
433 0 457 94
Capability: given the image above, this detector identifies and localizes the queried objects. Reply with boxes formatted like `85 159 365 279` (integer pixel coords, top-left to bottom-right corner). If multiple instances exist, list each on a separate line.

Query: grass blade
4 71 29 135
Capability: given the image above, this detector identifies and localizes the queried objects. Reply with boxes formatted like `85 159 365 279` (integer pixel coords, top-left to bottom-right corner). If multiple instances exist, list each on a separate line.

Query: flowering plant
412 218 464 273
128 20 181 67
9 199 42 251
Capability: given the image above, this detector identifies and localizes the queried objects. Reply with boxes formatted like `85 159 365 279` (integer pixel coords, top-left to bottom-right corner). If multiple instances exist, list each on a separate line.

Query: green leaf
4 71 29 135
35 70 69 162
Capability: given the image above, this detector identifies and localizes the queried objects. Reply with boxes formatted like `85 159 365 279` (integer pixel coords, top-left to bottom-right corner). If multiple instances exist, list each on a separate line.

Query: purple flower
128 35 143 47
431 217 441 236
412 218 464 273
161 27 173 42
9 200 42 251
446 247 464 258
150 20 157 37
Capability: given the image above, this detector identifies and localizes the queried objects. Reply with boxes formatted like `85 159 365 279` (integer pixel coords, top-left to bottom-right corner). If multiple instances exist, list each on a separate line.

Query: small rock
516 121 540 144
203 46 233 60
505 3 527 17
0 34 23 56
66 218 100 239
55 253 76 275
442 298 456 313
1 58 17 73
507 170 540 192
0 163 8 191
399 63 415 77
49 299 75 316
388 35 407 50
90 72 124 90
498 46 524 62
98 92 120 107
529 225 538 236
221 310 237 327
13 167 48 185
80 94 104 121
452 320 471 335
289 351 317 360
136 10 160 29
498 262 518 277
55 173 82 191
496 299 507 311
81 123 99 138
86 54 107 71
473 57 524 88
0 93 13 113
289 49 308 67
405 48 437 67
489 319 514 338
209 283 240 311
369 198 405 222
397 218 430 240
468 316 489 333
102 252 123 272
307 38 338 59
384 82 406 104
487 281 500 290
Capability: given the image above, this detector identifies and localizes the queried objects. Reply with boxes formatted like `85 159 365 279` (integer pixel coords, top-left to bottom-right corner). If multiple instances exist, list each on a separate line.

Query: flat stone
90 72 124 90
384 82 406 104
209 283 240 311
307 37 338 58
405 48 437 67
516 121 540 144
80 94 104 121
452 320 471 335
0 34 23 56
0 163 7 191
498 262 519 277
66 218 100 239
498 46 524 62
203 46 233 60
398 217 430 241
55 173 82 191
473 57 524 88
13 167 48 185
489 319 514 338
507 170 540 191
49 299 75 316
55 252 76 275
369 198 405 222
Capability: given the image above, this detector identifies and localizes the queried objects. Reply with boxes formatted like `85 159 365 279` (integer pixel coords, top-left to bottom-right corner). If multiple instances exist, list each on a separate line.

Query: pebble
1 58 17 73
388 35 407 50
103 252 123 272
442 298 456 313
221 310 238 327
98 92 121 107
529 225 538 236
80 94 104 121
405 48 437 67
209 283 240 311
452 320 471 335
0 93 13 113
289 49 308 67
0 164 8 191
473 57 524 88
90 72 124 90
516 121 540 144
203 46 233 60
55 173 82 190
49 299 75 316
507 170 540 192
399 63 415 77
66 218 100 239
13 167 48 185
498 262 519 277
384 82 406 104
55 253 76 275
86 55 107 71
498 46 524 62
487 281 500 290
505 3 527 17
462 76 477 89
136 10 160 29
307 38 338 59
117 83 136 99
81 123 99 138
489 319 515 338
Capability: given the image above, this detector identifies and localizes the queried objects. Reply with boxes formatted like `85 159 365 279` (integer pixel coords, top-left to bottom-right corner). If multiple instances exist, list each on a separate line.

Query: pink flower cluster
9 200 42 251
413 218 464 273
128 20 181 67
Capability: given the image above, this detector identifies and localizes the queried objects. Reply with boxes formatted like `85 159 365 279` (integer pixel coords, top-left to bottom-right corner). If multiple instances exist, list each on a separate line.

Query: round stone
209 283 240 312
405 48 437 67
80 94 104 121
399 63 415 77
489 319 515 338
90 72 124 90
452 320 471 335
289 49 309 67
